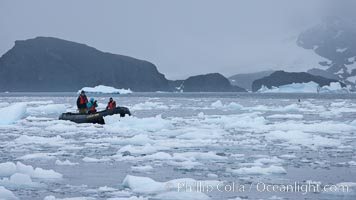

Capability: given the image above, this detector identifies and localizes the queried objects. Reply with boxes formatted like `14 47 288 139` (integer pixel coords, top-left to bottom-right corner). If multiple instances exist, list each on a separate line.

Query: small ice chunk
348 161 356 166
44 196 95 200
105 115 172 132
131 165 154 172
26 104 66 115
0 162 62 180
10 173 33 186
17 153 56 161
131 102 169 110
55 160 79 166
229 165 286 175
82 157 111 163
211 100 224 109
0 103 27 125
0 186 18 200
32 168 63 179
122 175 219 195
0 162 17 177
118 144 167 155
154 191 210 200
107 196 147 200
98 186 117 192
267 114 303 119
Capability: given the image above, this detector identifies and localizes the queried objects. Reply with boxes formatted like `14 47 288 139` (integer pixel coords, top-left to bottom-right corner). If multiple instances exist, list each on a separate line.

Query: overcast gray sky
0 0 345 79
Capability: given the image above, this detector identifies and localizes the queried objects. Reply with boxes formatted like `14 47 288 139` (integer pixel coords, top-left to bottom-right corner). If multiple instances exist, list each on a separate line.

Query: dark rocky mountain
0 37 170 92
228 70 275 91
297 17 356 89
171 73 246 92
252 71 345 92
307 68 340 80
0 37 244 92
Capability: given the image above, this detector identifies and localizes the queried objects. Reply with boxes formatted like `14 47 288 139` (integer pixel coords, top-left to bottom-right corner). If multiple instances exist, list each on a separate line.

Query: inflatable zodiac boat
59 107 131 124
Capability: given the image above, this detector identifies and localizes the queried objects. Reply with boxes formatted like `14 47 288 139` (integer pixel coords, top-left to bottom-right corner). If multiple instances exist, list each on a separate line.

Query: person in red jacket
76 91 88 113
106 97 116 110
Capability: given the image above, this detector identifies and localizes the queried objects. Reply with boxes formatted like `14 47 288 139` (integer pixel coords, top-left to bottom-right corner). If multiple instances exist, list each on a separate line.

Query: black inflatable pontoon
59 107 131 124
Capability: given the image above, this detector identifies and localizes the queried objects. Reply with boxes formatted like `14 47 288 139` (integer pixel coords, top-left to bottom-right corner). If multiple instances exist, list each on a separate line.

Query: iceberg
78 85 132 94
257 81 349 93
0 103 27 125
319 82 349 93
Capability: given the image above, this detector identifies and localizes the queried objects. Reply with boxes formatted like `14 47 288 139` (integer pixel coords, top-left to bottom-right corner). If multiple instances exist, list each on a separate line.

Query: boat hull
59 107 131 124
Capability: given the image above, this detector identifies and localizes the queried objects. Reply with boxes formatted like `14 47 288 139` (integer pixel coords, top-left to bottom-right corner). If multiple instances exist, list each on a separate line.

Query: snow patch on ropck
0 103 27 125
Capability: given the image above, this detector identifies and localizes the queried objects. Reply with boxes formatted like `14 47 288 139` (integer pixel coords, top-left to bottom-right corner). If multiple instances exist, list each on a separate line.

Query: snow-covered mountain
297 17 356 89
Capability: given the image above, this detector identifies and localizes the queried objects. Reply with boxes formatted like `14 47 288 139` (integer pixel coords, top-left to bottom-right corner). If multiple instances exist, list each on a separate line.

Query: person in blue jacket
87 98 98 114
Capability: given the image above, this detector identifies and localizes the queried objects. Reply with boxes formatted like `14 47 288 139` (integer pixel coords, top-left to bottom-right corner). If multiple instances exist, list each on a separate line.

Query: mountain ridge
0 37 244 92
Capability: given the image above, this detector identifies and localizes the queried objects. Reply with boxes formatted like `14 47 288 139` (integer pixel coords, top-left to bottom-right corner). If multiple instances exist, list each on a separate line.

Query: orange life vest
107 101 115 109
88 103 96 111
79 95 88 104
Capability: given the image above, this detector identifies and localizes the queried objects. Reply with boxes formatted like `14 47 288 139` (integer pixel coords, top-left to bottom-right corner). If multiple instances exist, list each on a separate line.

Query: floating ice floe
0 162 62 189
78 85 132 94
0 186 18 200
266 130 341 149
0 103 27 125
257 81 349 93
44 196 96 200
154 191 211 200
267 114 303 119
228 165 286 175
12 135 67 147
0 173 44 188
131 101 169 110
26 104 67 115
210 100 243 110
104 115 173 133
0 162 62 179
131 165 154 172
122 175 218 197
55 160 79 166
82 157 111 163
17 153 56 161
118 144 169 155
107 196 147 200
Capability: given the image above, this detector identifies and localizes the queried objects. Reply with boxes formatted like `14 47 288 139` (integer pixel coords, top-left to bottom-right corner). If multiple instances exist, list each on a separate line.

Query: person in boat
106 97 116 110
77 91 88 113
87 98 98 114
